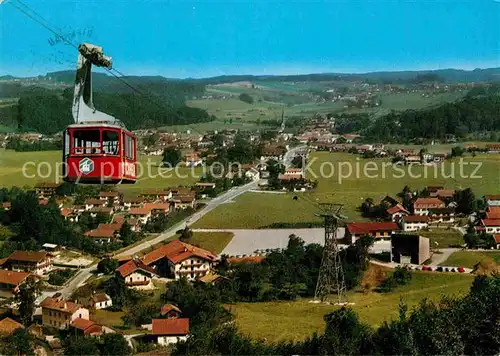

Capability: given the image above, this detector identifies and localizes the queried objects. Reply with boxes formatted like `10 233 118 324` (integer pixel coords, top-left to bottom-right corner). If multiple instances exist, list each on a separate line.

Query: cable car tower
314 203 347 304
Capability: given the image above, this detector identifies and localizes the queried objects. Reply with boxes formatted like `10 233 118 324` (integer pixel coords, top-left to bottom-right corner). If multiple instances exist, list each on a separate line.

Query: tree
101 333 132 356
2 328 36 356
97 258 119 275
454 188 476 214
64 337 100 356
16 275 40 325
162 147 182 167
451 146 464 157
238 93 254 104
179 226 193 242
321 307 372 355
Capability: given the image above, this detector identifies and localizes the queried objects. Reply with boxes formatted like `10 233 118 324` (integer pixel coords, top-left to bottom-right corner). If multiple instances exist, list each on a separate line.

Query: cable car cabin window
64 130 70 157
102 130 119 156
123 133 135 160
72 130 101 154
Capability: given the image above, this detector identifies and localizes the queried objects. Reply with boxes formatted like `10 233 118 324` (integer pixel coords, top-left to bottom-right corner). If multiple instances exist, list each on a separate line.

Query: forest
1 80 214 134
361 94 500 142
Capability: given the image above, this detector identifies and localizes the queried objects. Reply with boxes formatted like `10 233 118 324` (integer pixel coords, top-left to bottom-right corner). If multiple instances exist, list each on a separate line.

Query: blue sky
1 0 499 78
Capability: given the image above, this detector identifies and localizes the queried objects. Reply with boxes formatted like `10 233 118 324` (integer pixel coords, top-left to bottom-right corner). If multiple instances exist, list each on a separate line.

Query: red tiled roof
85 198 104 205
434 189 455 198
227 256 265 264
487 207 500 214
2 202 10 209
152 318 189 336
112 215 125 225
99 191 120 198
142 240 218 266
347 222 400 235
85 229 116 238
482 219 500 227
386 204 409 215
40 297 83 314
0 269 30 288
129 208 151 216
39 199 49 205
494 234 500 244
91 293 111 303
404 215 430 223
144 203 170 211
0 317 24 335
160 304 181 316
123 196 146 204
485 195 500 201
60 208 72 217
413 198 445 209
8 251 48 263
70 318 95 331
116 259 158 278
97 223 123 231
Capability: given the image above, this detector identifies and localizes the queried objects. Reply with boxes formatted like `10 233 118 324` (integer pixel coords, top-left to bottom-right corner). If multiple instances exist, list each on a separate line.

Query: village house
123 196 146 210
486 143 500 153
430 189 456 200
428 207 456 223
34 182 61 199
70 318 114 337
60 208 80 222
128 207 152 225
413 198 446 215
485 194 500 207
386 204 410 222
141 240 218 281
140 190 172 202
144 203 171 216
245 167 260 180
494 234 500 249
404 155 421 165
41 296 90 330
152 318 189 346
346 222 400 244
1 251 52 275
0 317 24 336
115 258 159 290
88 207 114 218
99 191 122 204
481 219 500 234
184 152 203 167
0 269 31 295
85 198 107 211
84 228 117 244
160 304 182 318
260 145 286 161
90 293 113 310
402 215 430 232
171 195 196 210
486 206 500 220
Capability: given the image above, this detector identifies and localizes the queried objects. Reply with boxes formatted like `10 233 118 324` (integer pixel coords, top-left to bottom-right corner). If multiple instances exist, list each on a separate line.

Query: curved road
40 145 305 300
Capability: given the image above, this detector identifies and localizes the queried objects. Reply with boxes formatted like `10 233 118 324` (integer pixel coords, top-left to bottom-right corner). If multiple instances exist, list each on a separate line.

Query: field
194 152 500 228
439 251 500 269
168 231 234 254
230 271 474 343
417 228 463 248
0 149 200 196
191 192 322 229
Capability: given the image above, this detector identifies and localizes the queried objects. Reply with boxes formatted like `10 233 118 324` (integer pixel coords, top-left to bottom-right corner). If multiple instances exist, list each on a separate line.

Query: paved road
115 178 262 257
429 248 460 266
37 145 303 299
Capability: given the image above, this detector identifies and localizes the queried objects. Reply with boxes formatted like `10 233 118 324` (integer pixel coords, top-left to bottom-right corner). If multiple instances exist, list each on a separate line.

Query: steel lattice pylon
314 203 347 303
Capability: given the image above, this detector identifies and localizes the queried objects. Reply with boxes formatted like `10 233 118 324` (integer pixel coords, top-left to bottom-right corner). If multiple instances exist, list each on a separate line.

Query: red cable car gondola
63 43 136 184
